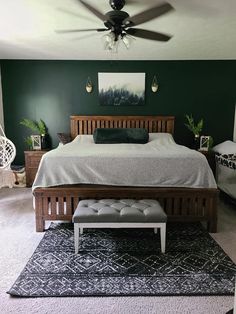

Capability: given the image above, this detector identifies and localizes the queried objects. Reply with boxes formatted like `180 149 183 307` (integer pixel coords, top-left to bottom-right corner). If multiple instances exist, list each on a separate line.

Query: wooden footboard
34 185 218 233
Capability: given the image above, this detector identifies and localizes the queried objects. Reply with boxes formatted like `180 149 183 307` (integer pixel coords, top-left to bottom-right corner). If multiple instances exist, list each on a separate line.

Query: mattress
32 133 216 191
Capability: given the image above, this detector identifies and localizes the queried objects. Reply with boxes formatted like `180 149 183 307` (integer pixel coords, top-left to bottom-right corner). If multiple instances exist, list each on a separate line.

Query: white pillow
149 132 175 143
212 140 236 154
72 134 94 144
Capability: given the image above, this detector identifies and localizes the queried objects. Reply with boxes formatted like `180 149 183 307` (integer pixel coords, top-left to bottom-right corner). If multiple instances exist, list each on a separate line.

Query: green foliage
20 118 47 135
24 136 33 150
185 114 203 136
37 119 47 135
208 136 214 150
20 118 39 133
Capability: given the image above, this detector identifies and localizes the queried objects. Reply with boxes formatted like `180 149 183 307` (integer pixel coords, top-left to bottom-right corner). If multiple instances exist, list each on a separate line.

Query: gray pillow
93 128 149 144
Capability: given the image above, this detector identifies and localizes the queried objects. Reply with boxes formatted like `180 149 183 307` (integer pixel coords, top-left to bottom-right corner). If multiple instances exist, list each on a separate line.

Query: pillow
149 132 175 141
93 128 149 144
72 134 94 144
215 153 236 170
57 133 72 145
212 140 236 154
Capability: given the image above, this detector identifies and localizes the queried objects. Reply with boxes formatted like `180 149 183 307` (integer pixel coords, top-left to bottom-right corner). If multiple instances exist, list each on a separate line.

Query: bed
33 115 218 232
213 140 236 201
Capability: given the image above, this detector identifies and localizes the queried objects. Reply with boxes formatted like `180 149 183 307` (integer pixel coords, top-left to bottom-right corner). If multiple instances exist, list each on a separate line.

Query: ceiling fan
56 0 174 51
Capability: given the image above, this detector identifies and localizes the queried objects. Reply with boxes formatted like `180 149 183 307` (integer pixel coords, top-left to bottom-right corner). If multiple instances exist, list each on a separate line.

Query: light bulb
122 34 136 50
122 35 130 49
151 76 159 92
86 77 92 93
102 32 118 51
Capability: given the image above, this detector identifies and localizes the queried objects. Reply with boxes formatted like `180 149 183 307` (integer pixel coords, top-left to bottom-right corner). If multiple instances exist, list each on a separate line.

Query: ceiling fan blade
56 28 108 33
73 32 102 41
124 2 174 27
57 7 98 23
125 0 140 3
79 0 113 24
126 28 172 41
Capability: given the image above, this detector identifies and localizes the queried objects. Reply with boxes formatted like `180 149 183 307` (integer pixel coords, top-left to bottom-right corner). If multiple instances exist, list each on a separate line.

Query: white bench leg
74 223 79 254
160 223 166 254
74 223 166 254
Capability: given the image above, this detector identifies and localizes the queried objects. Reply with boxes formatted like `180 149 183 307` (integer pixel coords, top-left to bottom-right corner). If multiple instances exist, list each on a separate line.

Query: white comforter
32 133 217 190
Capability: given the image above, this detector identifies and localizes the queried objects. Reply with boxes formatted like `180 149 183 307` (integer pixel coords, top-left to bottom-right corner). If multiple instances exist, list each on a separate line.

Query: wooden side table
24 150 49 187
199 150 216 176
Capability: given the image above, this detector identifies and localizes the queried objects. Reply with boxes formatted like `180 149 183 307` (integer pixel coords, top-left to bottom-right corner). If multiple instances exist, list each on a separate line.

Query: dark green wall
1 60 235 164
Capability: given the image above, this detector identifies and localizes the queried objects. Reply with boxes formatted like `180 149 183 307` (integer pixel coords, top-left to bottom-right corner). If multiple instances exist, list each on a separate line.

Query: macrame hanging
0 124 16 170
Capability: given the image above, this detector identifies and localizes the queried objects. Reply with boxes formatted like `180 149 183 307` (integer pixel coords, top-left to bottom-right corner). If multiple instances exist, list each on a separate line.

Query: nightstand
24 150 49 187
199 150 216 176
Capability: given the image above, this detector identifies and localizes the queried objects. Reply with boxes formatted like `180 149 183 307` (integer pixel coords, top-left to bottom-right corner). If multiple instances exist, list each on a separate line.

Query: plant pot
41 134 48 149
192 135 200 150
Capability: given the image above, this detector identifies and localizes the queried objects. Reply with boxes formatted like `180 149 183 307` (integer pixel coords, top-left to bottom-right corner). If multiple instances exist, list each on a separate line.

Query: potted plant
20 118 48 149
185 114 203 149
24 136 33 150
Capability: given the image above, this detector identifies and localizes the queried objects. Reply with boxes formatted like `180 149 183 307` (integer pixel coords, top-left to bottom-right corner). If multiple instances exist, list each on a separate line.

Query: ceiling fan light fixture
121 33 136 49
102 31 135 52
105 32 116 42
122 34 130 49
102 32 120 52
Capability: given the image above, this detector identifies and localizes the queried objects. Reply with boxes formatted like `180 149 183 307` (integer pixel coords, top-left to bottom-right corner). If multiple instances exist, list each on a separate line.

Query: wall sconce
151 75 159 93
86 77 93 93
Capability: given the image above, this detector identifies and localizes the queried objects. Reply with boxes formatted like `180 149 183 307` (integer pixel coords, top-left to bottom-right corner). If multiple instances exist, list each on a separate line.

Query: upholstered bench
72 199 167 254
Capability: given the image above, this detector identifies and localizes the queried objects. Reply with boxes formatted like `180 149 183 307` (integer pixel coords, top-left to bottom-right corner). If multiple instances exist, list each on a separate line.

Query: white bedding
213 140 236 199
32 133 217 191
213 140 236 154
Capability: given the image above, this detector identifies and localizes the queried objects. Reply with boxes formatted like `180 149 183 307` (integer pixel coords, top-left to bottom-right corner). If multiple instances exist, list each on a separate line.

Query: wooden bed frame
34 115 218 233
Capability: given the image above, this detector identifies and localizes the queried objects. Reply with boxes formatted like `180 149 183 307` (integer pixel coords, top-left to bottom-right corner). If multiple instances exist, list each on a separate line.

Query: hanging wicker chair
0 124 16 170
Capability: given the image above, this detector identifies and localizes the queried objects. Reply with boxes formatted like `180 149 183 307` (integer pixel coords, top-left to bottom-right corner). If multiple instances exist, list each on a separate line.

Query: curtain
0 66 4 130
234 105 236 142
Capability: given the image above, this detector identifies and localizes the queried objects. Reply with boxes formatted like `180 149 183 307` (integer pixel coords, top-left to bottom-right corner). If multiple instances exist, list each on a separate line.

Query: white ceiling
0 0 235 60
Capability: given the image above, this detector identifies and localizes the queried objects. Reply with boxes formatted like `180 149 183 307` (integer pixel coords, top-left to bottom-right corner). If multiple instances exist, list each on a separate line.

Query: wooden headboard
70 115 175 139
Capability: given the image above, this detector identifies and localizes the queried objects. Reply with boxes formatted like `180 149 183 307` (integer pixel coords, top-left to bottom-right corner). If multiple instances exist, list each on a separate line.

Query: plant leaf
37 119 47 135
20 118 39 133
185 115 203 136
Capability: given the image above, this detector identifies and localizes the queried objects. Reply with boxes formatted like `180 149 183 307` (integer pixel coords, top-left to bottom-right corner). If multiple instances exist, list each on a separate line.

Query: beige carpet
0 188 235 314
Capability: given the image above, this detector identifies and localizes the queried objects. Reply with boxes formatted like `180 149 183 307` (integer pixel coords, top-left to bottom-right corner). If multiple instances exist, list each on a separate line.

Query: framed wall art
98 72 145 106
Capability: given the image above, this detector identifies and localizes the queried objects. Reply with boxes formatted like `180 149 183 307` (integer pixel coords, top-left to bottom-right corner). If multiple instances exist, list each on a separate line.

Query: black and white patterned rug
8 223 236 297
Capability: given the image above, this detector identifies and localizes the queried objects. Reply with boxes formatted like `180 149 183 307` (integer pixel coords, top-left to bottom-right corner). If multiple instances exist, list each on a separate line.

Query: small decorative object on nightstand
200 135 210 151
24 150 49 187
31 135 41 150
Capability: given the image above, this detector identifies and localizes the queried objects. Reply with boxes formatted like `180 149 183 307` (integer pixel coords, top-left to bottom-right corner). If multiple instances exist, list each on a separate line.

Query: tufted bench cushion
73 199 167 254
72 199 167 223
